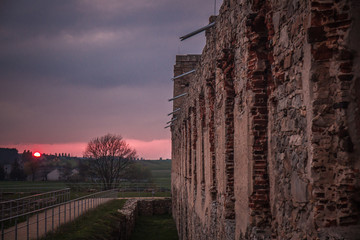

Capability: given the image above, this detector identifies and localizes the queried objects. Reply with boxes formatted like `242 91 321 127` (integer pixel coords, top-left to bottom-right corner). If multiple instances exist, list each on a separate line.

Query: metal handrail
0 188 70 205
1 189 117 240
0 189 115 222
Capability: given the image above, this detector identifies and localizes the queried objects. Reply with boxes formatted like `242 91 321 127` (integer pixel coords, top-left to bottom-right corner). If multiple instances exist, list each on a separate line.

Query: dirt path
4 197 112 240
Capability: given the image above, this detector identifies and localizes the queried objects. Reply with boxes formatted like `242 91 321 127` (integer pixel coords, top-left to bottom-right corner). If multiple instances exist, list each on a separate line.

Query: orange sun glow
33 152 41 158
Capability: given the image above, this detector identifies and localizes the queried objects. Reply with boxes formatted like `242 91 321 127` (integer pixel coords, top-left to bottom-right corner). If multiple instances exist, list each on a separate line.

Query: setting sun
33 151 41 158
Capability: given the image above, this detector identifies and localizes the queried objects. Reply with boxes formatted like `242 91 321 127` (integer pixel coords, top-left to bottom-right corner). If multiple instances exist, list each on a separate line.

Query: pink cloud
0 138 171 159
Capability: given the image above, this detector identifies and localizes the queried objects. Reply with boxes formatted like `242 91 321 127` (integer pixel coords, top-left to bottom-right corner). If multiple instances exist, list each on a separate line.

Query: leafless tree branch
84 134 137 189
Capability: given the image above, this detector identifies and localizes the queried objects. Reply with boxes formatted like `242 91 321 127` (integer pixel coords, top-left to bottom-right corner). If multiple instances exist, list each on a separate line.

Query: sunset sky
0 0 222 159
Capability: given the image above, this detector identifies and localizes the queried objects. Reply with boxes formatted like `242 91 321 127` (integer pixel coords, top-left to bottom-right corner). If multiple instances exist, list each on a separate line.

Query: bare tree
84 134 137 189
22 151 41 181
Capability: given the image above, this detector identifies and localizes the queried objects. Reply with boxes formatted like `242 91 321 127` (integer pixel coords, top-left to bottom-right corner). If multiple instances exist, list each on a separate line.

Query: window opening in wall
187 114 192 181
192 102 198 196
199 91 206 197
183 123 187 179
206 76 217 199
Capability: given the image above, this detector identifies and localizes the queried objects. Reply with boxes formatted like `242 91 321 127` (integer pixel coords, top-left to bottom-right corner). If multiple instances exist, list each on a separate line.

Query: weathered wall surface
171 0 360 239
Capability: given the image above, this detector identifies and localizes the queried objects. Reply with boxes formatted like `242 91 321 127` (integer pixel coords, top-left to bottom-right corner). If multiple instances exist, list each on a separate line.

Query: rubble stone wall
171 0 360 239
117 198 172 240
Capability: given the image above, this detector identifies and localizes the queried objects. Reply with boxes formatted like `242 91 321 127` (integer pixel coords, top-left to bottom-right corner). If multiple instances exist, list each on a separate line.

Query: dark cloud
0 0 222 145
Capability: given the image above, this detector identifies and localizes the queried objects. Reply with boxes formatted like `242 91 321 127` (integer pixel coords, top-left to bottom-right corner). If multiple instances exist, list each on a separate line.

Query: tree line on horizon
0 134 153 187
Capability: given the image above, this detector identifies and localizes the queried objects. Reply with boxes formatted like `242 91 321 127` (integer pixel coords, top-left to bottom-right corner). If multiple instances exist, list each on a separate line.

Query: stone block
291 173 308 203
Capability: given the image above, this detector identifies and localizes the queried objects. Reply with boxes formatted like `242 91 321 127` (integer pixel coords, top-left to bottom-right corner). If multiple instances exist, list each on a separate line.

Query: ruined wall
171 0 360 239
117 198 172 240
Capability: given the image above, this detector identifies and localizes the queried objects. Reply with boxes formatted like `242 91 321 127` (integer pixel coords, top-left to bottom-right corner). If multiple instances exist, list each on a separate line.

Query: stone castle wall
170 0 360 239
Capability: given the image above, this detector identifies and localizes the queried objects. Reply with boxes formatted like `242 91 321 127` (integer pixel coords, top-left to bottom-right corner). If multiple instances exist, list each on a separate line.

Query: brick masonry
170 0 360 239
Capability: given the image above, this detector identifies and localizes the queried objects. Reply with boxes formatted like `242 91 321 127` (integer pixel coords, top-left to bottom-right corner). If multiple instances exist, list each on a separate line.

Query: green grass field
137 160 171 189
130 214 178 240
138 159 172 170
0 181 67 189
0 160 172 198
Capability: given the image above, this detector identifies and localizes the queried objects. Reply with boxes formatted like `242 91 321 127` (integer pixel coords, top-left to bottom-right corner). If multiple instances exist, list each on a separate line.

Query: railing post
52 208 54 231
64 203 66 222
36 213 39 240
27 215 29 240
1 221 3 240
45 209 47 237
15 218 17 240
16 200 19 218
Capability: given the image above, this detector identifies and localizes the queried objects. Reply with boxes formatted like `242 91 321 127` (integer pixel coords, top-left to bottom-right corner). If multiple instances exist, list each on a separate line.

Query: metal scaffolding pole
180 22 215 41
166 117 177 124
168 93 188 102
167 108 181 116
171 69 196 80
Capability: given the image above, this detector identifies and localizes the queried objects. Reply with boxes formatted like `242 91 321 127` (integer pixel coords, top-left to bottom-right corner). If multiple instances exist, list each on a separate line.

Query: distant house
71 169 79 175
47 169 60 181
46 168 79 181
0 148 19 166
4 164 12 175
